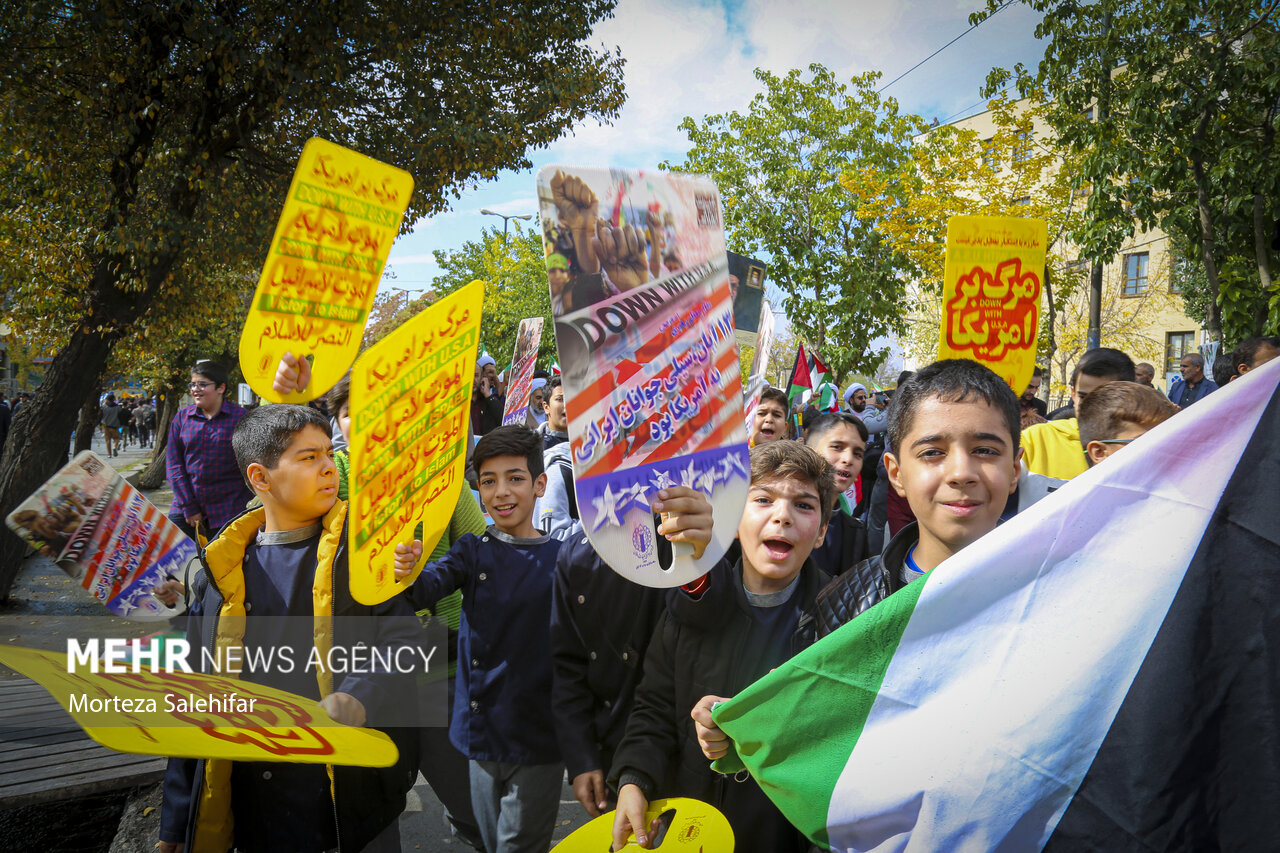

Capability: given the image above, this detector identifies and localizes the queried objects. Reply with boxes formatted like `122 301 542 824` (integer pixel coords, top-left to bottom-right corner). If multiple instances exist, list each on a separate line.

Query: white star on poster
591 483 624 531
650 469 675 492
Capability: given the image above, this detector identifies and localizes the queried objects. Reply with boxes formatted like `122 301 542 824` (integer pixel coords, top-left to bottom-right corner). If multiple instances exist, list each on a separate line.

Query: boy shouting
609 441 837 853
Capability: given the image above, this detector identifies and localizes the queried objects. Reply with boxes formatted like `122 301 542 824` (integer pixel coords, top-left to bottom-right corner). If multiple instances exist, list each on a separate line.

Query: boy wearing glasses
165 360 253 543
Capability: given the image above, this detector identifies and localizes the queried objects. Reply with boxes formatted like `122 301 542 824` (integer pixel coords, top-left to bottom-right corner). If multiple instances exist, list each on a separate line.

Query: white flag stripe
827 359 1280 852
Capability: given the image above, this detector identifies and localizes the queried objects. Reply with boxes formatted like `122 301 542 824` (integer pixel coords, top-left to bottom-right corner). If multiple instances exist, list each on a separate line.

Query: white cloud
388 0 1047 275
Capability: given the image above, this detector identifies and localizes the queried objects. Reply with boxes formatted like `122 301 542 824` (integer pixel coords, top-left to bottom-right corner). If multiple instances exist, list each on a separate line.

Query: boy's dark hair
473 424 544 480
232 404 330 481
1070 347 1135 387
544 376 563 399
326 370 351 415
888 359 1021 452
192 360 230 389
1213 351 1238 386
750 440 838 519
1234 336 1280 370
804 411 869 445
758 387 789 412
1078 381 1177 449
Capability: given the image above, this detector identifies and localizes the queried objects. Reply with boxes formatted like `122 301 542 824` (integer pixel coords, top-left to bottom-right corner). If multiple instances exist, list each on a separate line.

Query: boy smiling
811 359 1022 632
394 425 564 853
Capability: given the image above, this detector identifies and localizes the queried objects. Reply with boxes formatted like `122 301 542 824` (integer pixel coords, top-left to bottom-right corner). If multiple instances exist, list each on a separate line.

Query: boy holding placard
159 404 424 853
394 425 715 853
275 353 488 849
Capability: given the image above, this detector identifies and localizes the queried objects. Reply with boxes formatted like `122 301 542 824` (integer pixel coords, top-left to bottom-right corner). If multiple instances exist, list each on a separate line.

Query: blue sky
383 0 1048 314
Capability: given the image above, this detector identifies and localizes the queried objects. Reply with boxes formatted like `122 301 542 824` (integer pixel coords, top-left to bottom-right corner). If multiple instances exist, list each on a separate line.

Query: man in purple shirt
166 361 252 542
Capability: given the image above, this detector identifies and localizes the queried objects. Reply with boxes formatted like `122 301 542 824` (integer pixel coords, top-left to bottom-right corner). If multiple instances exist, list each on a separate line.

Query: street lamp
480 209 533 236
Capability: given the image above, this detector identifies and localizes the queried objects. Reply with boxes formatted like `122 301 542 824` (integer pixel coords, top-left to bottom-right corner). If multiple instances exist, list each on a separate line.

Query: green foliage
431 223 558 368
664 64 925 383
844 93 1084 367
978 0 1280 339
0 0 627 598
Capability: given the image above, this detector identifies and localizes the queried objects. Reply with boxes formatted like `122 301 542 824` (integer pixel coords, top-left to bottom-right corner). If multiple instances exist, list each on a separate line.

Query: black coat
550 530 670 780
814 522 920 639
609 559 822 853
809 509 870 579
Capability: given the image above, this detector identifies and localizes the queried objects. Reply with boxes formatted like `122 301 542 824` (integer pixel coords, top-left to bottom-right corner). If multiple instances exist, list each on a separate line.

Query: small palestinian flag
713 358 1280 851
786 345 812 407
808 350 833 390
814 381 840 412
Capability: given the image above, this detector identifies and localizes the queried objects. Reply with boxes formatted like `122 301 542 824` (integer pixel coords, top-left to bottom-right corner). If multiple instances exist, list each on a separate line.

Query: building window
1012 129 1033 163
1166 331 1194 376
980 137 996 173
1011 195 1031 206
1123 252 1149 296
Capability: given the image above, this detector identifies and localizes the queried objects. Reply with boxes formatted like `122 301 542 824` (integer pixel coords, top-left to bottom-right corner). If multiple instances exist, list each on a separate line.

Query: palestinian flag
786 345 812 407
713 358 1280 851
808 350 833 390
814 381 840 412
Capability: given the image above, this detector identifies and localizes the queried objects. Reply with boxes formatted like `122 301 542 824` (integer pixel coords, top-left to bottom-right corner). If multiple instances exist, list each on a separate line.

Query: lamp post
480 209 533 236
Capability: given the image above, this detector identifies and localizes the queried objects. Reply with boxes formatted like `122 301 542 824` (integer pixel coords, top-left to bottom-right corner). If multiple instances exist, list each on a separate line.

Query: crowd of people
95 393 158 457
49 330 1272 853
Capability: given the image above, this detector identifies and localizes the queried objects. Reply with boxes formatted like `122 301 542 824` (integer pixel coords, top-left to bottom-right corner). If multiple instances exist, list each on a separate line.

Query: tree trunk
1191 155 1224 340
135 385 181 489
1253 192 1274 335
0 325 117 600
73 385 103 454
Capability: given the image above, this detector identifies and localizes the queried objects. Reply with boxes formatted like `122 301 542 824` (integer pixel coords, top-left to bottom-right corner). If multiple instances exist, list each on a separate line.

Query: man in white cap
471 354 505 436
527 377 548 427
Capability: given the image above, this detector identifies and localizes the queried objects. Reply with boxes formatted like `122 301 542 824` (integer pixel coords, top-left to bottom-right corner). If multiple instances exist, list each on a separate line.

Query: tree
844 94 1083 371
431 222 558 368
978 0 1280 342
0 0 625 599
1044 257 1180 407
664 64 925 384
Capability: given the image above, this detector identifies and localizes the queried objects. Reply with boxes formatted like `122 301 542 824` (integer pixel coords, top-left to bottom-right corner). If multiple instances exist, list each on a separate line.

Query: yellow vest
1020 418 1088 480
190 500 347 852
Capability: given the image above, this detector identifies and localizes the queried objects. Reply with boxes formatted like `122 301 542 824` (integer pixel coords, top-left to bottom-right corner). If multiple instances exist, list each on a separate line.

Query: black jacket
609 558 822 853
550 530 669 780
814 522 920 639
809 509 870 579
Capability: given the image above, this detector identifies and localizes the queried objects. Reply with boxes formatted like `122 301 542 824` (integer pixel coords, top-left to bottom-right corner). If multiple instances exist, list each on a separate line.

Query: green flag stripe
713 575 928 848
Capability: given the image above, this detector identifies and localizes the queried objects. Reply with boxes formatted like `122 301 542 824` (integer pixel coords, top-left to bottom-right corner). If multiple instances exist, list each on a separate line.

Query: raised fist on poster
592 220 650 292
550 168 599 234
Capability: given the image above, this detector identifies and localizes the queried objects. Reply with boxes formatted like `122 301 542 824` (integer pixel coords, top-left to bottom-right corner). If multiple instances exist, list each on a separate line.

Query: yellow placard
239 137 414 403
348 280 483 605
552 797 734 851
0 645 398 766
938 215 1047 393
